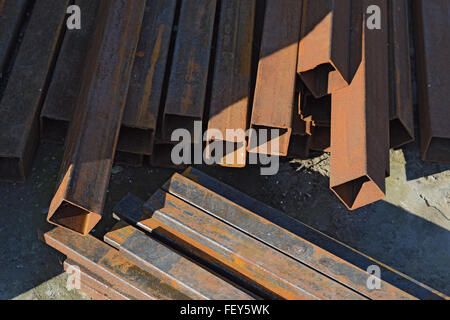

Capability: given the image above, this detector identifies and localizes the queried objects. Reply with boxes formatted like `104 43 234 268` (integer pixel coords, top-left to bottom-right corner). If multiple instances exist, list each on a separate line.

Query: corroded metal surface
388 0 414 148
162 0 217 141
206 0 256 167
0 0 27 73
330 0 390 210
43 227 191 300
40 0 100 144
298 0 363 98
248 0 302 157
163 171 416 300
105 222 254 300
63 259 133 300
0 0 69 182
310 126 331 153
413 0 450 163
181 167 447 300
114 151 144 168
47 0 145 235
130 190 366 300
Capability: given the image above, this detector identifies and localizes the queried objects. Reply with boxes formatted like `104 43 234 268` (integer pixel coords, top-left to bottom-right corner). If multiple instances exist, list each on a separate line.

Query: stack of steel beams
42 168 447 300
0 0 448 213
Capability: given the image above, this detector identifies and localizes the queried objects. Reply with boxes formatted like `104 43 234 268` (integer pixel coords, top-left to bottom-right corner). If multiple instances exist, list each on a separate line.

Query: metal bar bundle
248 0 302 157
43 227 190 300
162 170 415 300
413 0 450 163
40 0 100 144
120 190 365 300
162 0 217 142
0 0 27 73
388 0 414 148
0 0 69 182
298 0 363 98
206 0 256 167
47 0 146 235
104 222 254 300
330 0 390 210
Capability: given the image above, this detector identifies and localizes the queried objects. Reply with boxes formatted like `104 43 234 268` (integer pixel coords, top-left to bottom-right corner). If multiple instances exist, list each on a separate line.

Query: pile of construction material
0 0 449 223
42 168 447 300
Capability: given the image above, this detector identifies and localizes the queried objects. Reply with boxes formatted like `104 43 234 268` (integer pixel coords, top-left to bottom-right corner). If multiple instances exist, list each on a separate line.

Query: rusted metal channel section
298 0 363 98
205 0 256 167
330 0 390 210
288 91 311 158
0 0 27 73
248 0 302 157
40 0 100 144
105 222 254 300
162 0 217 142
114 152 144 168
47 0 146 235
413 0 450 163
0 0 69 182
181 167 447 300
117 189 365 300
388 0 414 148
43 227 191 300
163 171 415 300
63 259 133 300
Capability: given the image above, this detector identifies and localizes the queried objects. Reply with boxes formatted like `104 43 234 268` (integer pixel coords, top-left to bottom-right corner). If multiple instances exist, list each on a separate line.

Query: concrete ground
0 132 448 299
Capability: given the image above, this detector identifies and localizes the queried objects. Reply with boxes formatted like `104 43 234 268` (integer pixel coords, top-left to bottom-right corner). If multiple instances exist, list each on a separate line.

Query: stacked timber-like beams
47 0 146 235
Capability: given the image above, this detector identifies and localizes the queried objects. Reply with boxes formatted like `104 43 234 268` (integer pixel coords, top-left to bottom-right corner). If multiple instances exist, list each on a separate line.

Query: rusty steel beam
41 0 177 155
119 0 178 155
288 93 311 158
63 259 133 300
162 0 217 142
413 0 450 163
0 0 69 182
119 189 365 300
205 0 256 167
47 0 146 235
388 0 414 148
163 171 416 300
79 280 109 300
40 0 100 144
330 0 390 210
43 227 191 300
104 222 254 300
248 0 302 157
0 0 27 73
113 194 273 299
298 0 363 98
180 167 448 300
